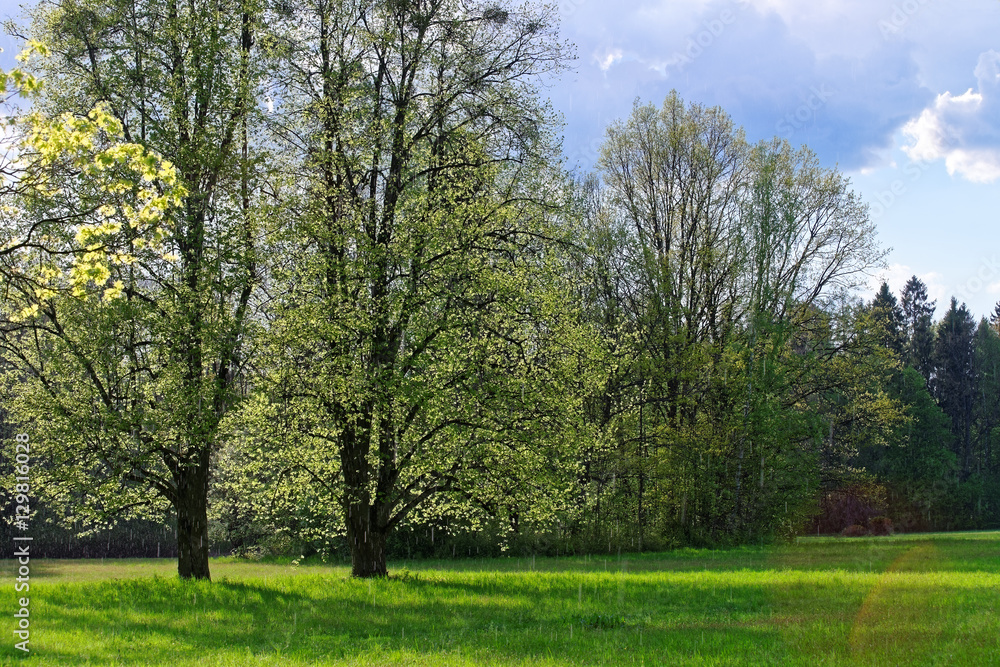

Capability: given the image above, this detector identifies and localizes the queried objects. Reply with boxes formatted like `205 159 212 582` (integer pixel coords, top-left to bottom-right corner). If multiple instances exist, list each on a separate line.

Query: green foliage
869 282 905 356
3 0 998 580
0 0 266 579
848 285 1000 534
210 0 588 577
900 275 936 382
0 52 187 530
933 298 978 478
575 92 890 550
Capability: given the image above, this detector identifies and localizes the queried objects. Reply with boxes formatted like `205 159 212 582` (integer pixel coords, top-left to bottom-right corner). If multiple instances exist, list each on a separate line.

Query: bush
868 516 893 536
809 481 888 534
841 524 869 537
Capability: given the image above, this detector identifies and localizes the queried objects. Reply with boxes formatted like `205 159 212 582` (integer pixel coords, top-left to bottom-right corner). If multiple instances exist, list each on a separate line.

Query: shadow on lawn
27 571 791 665
16 533 1000 664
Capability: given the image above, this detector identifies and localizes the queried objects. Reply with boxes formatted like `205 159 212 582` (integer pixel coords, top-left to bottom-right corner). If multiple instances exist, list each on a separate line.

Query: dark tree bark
176 459 211 580
346 509 388 578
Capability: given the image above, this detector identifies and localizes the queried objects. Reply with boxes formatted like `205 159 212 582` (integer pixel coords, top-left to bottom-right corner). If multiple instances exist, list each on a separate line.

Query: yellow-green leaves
0 41 50 98
1 76 186 318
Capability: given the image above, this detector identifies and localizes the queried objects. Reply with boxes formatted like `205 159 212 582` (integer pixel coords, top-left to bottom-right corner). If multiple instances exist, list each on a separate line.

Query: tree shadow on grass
20 571 793 665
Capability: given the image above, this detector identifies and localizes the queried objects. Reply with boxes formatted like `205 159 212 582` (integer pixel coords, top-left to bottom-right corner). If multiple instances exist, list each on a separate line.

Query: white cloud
551 0 993 173
939 148 1000 184
594 47 624 71
924 273 951 309
901 50 1000 183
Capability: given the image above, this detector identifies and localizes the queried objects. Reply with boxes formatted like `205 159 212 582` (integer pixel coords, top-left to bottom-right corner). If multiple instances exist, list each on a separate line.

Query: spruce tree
871 281 905 356
900 275 936 383
933 298 977 480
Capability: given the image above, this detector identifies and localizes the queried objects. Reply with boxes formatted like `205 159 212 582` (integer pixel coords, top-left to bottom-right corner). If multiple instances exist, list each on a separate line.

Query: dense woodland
0 0 996 580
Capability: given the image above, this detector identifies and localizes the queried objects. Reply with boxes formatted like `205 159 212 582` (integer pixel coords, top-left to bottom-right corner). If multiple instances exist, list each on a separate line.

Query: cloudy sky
0 0 997 318
547 0 1000 319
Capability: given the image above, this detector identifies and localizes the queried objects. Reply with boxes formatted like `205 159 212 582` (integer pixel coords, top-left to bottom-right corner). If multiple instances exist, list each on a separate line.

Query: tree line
0 0 992 581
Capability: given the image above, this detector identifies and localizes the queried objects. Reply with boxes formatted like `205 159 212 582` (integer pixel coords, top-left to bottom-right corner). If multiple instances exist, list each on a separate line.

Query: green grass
2 531 999 665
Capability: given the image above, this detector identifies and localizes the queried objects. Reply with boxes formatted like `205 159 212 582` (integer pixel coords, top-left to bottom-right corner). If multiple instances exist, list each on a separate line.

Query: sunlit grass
1 531 998 665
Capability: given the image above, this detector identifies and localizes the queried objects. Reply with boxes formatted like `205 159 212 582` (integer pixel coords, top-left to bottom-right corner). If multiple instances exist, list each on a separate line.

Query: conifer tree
900 275 936 383
871 281 905 356
933 298 977 480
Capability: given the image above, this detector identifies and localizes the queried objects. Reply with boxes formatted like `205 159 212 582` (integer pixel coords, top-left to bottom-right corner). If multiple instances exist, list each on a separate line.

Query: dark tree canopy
871 281 905 356
933 298 977 480
901 275 936 383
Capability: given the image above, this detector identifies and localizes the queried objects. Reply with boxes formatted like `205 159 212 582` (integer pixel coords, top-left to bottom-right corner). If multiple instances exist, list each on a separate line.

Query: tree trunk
347 509 387 578
176 462 211 580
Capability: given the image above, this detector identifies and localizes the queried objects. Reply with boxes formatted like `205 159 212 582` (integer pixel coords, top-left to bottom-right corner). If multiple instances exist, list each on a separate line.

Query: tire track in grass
848 542 937 663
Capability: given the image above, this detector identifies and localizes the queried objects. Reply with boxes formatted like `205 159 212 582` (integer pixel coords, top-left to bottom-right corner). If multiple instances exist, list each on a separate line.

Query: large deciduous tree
579 92 889 544
231 0 582 577
0 0 264 579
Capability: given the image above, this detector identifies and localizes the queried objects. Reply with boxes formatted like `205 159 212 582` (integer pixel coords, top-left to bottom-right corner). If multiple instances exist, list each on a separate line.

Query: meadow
2 531 998 665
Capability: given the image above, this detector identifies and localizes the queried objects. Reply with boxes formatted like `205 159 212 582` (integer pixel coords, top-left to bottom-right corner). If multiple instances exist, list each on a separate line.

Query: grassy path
2 531 998 665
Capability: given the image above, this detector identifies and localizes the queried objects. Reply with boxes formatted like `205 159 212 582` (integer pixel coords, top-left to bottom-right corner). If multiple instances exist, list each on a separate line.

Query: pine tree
990 301 1000 333
973 318 1000 524
900 276 936 383
933 298 977 480
870 282 905 356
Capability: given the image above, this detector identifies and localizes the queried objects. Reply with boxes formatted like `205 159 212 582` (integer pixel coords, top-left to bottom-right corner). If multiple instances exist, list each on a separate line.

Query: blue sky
547 0 1000 320
1 0 998 319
